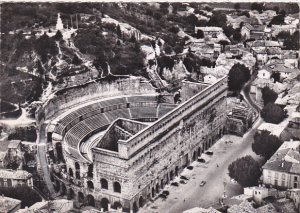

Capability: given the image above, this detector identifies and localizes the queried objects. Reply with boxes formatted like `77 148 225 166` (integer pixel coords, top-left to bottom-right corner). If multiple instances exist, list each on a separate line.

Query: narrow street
36 123 55 196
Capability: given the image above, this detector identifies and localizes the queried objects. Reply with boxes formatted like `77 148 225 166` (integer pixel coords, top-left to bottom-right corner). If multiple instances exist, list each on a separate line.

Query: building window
295 176 298 182
100 178 108 190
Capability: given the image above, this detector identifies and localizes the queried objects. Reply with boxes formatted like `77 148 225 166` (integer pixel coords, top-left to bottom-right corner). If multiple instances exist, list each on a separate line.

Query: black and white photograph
0 1 299 212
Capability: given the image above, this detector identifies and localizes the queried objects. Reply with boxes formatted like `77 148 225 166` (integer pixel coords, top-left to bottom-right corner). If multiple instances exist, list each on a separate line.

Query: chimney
282 162 284 167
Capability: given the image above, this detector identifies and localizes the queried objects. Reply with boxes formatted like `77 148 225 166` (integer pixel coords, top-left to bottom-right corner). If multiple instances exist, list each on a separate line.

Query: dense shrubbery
228 63 251 91
0 185 42 208
261 103 285 124
228 155 261 187
262 86 278 105
8 126 37 142
252 130 282 159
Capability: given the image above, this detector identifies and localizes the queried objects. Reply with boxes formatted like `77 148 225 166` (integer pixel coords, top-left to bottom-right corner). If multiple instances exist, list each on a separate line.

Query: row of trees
229 130 283 187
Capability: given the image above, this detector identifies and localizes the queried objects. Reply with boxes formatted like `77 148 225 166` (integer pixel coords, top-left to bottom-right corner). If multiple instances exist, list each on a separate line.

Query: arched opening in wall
222 126 226 135
69 168 74 177
156 183 160 193
133 201 138 213
161 179 164 189
87 164 93 178
101 198 109 211
198 147 201 156
78 192 84 203
113 181 121 193
113 202 122 210
56 142 64 163
75 162 80 170
139 196 145 208
175 166 179 176
166 175 170 184
7 179 12 187
86 194 95 207
75 162 80 179
170 170 174 181
192 151 196 161
61 183 67 196
152 187 155 197
47 132 52 143
67 188 74 200
219 128 222 138
54 179 60 192
87 181 94 190
50 174 54 182
100 178 108 189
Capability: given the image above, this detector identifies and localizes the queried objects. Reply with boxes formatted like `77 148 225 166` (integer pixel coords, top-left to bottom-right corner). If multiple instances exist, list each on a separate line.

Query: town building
0 196 21 213
244 186 277 205
262 140 300 189
226 105 254 136
16 199 73 213
0 169 33 188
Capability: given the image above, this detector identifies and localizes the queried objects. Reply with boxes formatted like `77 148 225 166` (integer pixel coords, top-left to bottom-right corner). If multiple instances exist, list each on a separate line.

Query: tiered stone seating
127 95 157 103
105 108 131 122
130 106 158 119
100 97 126 107
83 114 110 130
158 104 177 117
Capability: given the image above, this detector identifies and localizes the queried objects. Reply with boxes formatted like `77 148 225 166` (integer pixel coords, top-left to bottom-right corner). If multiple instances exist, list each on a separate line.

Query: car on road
180 179 187 184
159 194 167 199
187 166 193 170
171 182 179 187
205 151 213 155
199 181 206 187
180 175 189 180
162 190 170 196
197 158 206 163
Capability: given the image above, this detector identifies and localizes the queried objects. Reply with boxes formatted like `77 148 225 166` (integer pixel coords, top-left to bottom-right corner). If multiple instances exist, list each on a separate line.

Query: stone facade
46 77 228 212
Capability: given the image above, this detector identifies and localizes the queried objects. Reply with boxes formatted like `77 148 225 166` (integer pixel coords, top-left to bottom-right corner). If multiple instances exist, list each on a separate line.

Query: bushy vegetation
253 130 282 159
228 155 261 187
228 63 251 91
8 126 37 142
262 86 278 105
261 103 285 124
0 185 42 208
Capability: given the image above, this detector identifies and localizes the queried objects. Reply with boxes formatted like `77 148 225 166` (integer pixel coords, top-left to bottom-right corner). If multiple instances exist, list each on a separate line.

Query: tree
261 103 285 124
228 63 251 91
0 185 42 208
164 45 173 55
251 3 265 13
271 71 281 83
208 12 227 28
252 130 282 159
174 45 184 55
196 29 204 39
234 3 241 11
262 86 278 105
268 14 285 26
116 24 122 37
223 25 235 38
233 30 242 42
53 30 63 41
169 26 180 34
72 54 82 65
228 155 261 187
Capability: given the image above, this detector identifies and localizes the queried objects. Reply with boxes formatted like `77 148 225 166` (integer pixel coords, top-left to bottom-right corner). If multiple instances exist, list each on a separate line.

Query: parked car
180 175 189 180
171 182 179 187
187 166 193 170
159 194 167 199
200 181 206 187
197 158 206 163
162 190 170 196
180 179 187 184
205 151 213 155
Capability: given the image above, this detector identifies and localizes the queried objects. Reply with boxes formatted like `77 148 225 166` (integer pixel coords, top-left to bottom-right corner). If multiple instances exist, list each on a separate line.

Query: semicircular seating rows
52 95 177 161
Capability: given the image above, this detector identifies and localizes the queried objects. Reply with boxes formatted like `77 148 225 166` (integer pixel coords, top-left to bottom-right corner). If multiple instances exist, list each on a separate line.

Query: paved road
37 123 55 197
143 117 263 213
142 78 263 213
